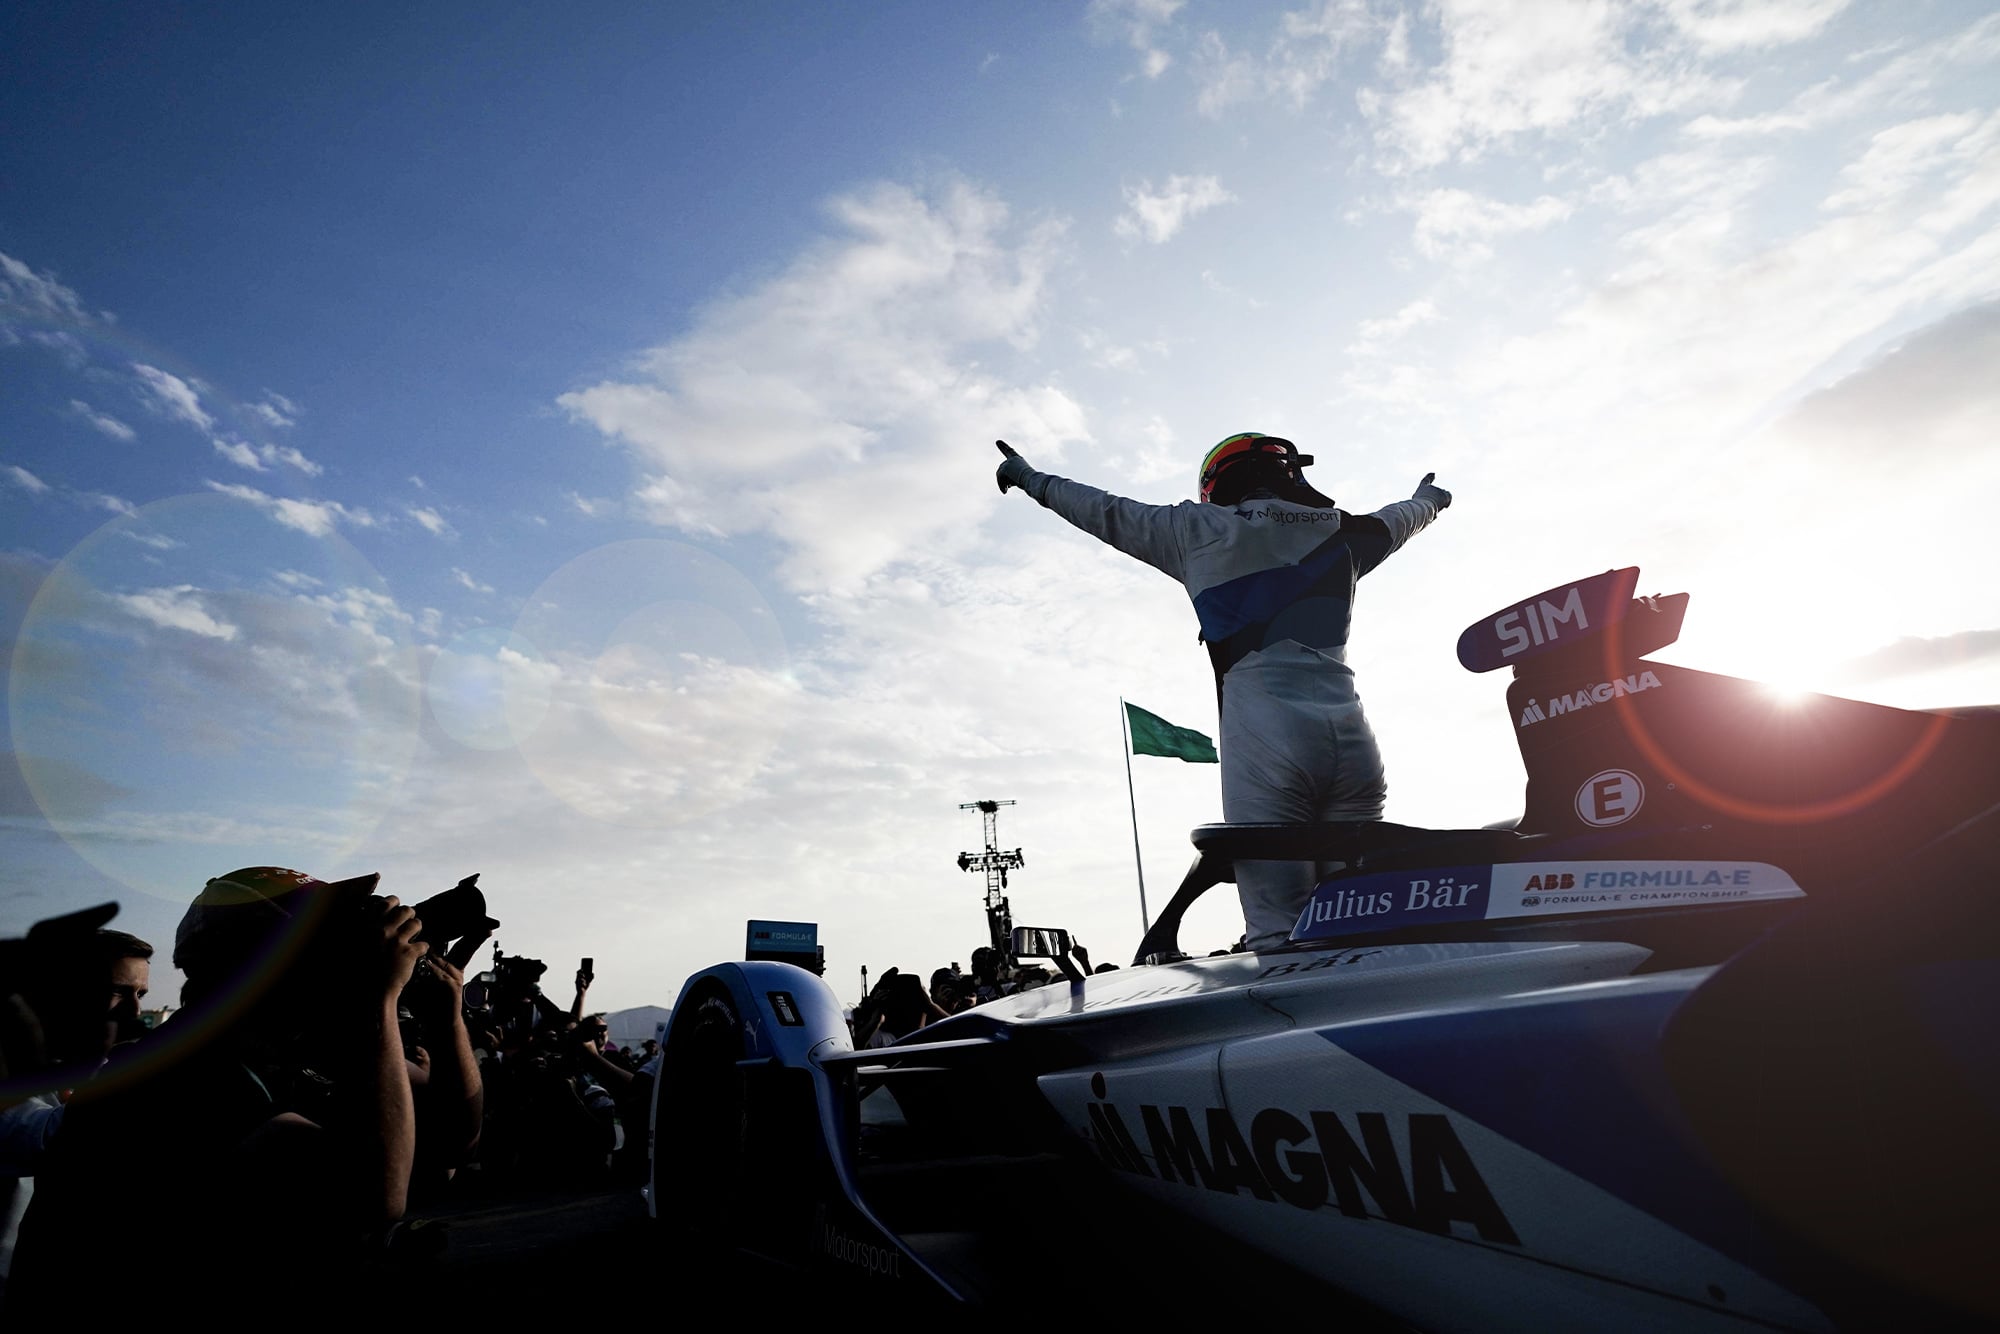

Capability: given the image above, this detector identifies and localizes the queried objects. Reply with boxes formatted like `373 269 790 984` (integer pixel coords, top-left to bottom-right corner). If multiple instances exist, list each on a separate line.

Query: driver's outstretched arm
993 440 1189 579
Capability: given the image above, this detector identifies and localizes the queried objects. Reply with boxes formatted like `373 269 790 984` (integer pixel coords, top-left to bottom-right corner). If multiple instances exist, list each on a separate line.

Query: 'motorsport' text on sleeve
1018 470 1191 582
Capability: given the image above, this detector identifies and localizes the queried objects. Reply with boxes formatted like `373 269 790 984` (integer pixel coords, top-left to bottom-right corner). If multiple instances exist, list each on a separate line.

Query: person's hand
1414 472 1452 510
576 1018 609 1055
1071 940 1092 972
407 952 467 1024
371 896 428 1001
443 922 492 971
406 1044 433 1086
995 440 1033 494
574 967 592 994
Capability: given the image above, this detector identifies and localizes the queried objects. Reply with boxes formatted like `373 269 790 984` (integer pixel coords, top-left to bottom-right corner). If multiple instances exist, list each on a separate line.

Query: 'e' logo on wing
1575 769 1644 827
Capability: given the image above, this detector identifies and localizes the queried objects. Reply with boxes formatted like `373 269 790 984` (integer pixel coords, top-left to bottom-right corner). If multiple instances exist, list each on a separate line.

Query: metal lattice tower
956 799 1024 958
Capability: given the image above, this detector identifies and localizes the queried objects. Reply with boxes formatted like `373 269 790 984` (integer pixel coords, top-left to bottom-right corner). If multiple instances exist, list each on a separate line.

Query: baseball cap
173 866 380 977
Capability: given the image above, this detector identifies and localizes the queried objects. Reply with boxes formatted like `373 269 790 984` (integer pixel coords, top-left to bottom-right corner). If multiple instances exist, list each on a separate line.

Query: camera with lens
408 873 500 970
493 952 548 993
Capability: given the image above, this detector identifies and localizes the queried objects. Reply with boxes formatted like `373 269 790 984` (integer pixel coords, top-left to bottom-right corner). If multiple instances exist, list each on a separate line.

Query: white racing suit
1011 469 1442 948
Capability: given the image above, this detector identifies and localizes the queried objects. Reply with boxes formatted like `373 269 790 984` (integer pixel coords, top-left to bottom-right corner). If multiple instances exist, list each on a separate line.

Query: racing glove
1414 472 1452 510
995 440 1034 494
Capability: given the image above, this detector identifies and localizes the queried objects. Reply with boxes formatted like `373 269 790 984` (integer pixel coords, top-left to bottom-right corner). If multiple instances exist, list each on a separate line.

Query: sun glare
1757 680 1813 707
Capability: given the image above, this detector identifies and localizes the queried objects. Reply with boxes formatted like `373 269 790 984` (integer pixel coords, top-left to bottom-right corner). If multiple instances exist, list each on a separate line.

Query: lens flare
509 539 791 828
8 495 422 907
426 627 554 751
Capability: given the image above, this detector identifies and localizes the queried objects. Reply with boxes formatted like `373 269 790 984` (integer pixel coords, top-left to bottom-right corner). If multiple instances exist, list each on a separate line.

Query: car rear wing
1457 567 1690 674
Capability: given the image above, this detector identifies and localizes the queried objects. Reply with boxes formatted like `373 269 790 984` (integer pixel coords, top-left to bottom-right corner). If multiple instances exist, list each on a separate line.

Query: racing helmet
1198 432 1315 505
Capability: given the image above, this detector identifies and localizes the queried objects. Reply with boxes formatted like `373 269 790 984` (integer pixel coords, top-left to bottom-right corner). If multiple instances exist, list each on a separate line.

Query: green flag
1124 701 1218 763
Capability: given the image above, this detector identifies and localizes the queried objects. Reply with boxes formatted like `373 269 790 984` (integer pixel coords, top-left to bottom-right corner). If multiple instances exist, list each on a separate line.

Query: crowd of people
847 941 1118 1048
0 866 660 1315
1 864 1148 1312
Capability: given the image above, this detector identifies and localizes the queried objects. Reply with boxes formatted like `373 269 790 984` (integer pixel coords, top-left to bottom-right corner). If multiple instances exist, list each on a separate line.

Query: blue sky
6 0 1999 1013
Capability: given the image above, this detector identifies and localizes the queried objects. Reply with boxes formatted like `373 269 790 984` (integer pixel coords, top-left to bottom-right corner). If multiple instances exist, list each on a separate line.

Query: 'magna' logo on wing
1083 1095 1518 1245
1518 670 1663 728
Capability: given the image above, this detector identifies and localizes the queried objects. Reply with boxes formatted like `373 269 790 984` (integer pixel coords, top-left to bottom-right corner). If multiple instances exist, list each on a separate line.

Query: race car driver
994 433 1451 949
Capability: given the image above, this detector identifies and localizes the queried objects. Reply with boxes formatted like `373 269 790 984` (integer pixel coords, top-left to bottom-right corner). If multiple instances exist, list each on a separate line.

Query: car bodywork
647 568 2000 1327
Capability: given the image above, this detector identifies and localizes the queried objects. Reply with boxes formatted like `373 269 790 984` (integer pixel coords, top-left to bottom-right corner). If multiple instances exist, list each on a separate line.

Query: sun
1755 680 1814 707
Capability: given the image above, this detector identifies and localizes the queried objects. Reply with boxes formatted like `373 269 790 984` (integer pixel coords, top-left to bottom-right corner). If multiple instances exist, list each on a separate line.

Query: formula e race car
646 567 2000 1328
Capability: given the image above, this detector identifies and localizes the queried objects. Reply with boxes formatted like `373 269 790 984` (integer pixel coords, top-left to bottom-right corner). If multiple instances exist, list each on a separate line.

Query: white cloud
296 583 415 640
0 250 94 325
1192 30 1260 114
5 464 51 495
211 436 325 476
1349 298 1442 354
451 567 495 595
212 438 265 470
1088 0 1185 79
1199 269 1266 307
110 585 240 641
87 492 137 517
19 329 89 368
1078 327 1142 371
203 480 374 538
567 491 612 518
626 473 718 535
0 463 140 519
1768 298 2000 462
1334 359 1454 418
117 528 181 552
1098 412 1184 483
261 443 323 476
1824 111 1989 213
8 553 427 927
68 400 136 441
1680 106 1819 140
1193 0 1377 117
407 505 455 537
1114 174 1236 244
1409 187 1573 262
1360 0 1741 169
1655 0 1851 54
131 363 214 432
248 391 299 429
561 177 1082 592
1683 11 2000 141
1363 297 1441 340
1377 81 2000 506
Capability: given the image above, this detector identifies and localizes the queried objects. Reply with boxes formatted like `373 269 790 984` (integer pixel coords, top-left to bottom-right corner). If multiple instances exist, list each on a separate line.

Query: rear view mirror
1011 927 1072 961
1012 927 1087 988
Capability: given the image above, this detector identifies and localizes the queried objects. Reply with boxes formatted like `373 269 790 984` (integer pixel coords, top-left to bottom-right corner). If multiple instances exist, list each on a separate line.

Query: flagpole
1120 697 1150 932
